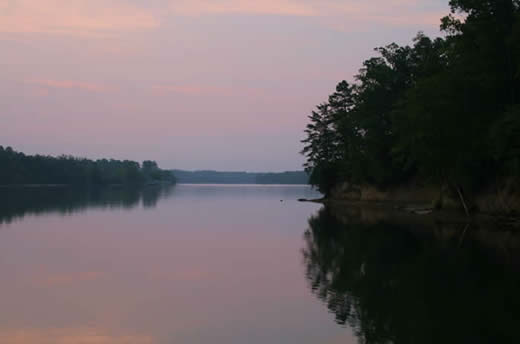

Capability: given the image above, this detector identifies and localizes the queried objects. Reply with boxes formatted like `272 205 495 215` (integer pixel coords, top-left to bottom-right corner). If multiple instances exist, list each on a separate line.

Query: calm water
0 185 518 344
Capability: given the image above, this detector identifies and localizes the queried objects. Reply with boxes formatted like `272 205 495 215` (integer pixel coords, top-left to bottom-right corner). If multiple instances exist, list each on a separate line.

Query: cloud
37 271 105 287
151 84 263 99
152 84 235 96
168 0 446 27
0 1 446 37
0 0 159 36
26 79 112 93
0 328 154 344
169 0 315 16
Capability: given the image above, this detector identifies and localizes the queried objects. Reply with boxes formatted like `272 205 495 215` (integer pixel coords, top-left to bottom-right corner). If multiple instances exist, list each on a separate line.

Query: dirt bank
327 179 520 216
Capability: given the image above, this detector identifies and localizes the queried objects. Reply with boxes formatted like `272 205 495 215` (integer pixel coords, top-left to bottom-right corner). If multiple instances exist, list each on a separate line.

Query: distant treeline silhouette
302 0 520 198
172 170 308 184
0 146 176 186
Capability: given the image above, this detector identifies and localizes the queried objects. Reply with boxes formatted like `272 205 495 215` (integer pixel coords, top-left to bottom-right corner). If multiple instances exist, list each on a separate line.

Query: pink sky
0 0 448 171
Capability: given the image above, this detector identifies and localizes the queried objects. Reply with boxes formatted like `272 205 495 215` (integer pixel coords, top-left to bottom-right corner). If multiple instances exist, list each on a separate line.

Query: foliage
302 1 520 196
171 169 309 184
0 146 176 186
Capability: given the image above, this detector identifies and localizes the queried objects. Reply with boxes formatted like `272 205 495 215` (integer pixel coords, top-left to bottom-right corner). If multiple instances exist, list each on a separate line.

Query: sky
1 0 449 171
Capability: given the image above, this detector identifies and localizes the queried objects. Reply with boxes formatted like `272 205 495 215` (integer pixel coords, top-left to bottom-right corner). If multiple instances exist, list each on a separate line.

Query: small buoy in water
280 200 283 202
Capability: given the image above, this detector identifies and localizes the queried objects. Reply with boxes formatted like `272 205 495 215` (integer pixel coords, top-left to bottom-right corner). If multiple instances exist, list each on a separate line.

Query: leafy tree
301 103 343 193
301 1 520 208
327 81 364 183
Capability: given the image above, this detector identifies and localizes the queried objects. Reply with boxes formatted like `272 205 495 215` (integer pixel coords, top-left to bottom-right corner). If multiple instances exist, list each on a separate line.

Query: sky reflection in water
1 185 518 344
0 185 356 344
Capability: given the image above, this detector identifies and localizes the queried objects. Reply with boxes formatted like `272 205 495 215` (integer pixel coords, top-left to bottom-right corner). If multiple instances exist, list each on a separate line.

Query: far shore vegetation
0 146 176 187
172 170 309 184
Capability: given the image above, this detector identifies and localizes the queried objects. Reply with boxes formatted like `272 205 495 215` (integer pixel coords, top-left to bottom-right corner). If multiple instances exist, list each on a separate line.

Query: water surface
0 185 356 344
1 185 518 344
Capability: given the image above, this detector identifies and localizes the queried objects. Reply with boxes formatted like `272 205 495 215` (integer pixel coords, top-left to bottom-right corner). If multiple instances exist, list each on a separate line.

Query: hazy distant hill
171 170 309 185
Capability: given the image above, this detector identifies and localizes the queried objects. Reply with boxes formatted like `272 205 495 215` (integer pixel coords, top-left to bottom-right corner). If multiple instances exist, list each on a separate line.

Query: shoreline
299 197 520 228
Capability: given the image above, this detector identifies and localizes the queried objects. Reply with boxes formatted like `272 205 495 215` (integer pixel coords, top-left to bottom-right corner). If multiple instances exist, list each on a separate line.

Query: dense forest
172 170 308 184
0 146 176 186
302 0 520 202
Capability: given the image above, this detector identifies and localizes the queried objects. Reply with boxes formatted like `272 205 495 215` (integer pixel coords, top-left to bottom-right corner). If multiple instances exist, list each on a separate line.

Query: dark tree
301 1 520 208
0 147 176 186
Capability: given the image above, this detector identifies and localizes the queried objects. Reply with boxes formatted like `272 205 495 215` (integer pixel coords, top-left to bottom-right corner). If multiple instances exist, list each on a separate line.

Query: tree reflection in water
303 207 520 344
0 185 175 226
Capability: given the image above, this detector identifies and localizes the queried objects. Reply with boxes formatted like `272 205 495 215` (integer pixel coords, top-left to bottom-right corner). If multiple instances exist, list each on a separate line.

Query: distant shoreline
177 183 311 186
171 170 309 185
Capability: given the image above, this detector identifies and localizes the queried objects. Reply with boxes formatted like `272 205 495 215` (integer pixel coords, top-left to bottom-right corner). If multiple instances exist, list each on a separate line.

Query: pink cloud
27 79 112 93
0 328 154 344
151 84 264 99
38 271 105 287
0 0 159 36
0 1 445 38
152 84 234 96
326 11 446 32
169 0 315 16
168 0 445 29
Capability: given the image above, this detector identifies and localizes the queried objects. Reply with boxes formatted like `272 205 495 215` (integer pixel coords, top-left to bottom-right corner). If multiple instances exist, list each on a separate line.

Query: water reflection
0 185 340 344
0 328 154 344
0 185 175 226
303 207 520 344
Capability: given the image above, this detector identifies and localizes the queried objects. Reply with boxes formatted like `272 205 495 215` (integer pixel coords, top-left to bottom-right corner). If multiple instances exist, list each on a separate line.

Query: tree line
0 146 176 186
302 0 520 199
172 169 308 184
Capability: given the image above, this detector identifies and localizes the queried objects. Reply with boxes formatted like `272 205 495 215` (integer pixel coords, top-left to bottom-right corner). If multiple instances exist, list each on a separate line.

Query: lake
0 184 518 344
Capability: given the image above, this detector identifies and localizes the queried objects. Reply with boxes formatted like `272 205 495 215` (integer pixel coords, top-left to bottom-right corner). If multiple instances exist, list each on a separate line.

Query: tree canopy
0 146 176 186
302 0 520 196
